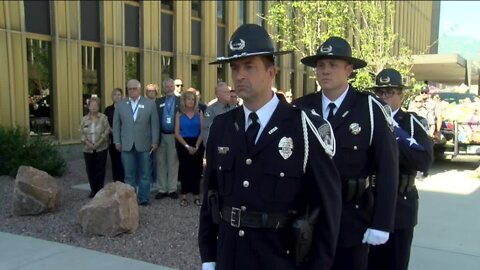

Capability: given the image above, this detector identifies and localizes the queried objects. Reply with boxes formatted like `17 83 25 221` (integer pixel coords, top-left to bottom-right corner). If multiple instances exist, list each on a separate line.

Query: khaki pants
156 133 179 193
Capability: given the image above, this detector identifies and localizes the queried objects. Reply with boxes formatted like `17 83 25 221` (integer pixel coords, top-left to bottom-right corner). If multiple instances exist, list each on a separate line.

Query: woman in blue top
175 88 205 206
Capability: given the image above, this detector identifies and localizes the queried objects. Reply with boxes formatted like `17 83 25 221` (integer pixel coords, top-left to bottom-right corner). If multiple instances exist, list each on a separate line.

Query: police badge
278 137 294 159
349 123 361 135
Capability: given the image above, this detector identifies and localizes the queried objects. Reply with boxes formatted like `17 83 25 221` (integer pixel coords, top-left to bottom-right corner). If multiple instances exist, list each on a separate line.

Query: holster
343 177 371 202
292 208 319 267
207 190 220 224
398 174 416 194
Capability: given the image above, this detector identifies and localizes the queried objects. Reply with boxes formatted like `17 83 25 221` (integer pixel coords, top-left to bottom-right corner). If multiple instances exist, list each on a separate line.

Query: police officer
294 37 399 270
203 82 234 146
367 68 433 270
198 24 342 270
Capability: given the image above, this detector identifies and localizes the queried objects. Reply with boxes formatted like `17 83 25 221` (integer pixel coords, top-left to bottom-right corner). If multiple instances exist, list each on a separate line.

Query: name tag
138 104 145 109
160 103 165 108
166 117 172 124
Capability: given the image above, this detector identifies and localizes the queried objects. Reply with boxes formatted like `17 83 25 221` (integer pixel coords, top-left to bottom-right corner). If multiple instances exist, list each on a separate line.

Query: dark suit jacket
294 86 399 247
394 109 433 229
198 100 342 269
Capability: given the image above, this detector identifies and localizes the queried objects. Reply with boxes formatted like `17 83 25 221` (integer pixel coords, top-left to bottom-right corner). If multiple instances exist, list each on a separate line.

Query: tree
265 1 414 90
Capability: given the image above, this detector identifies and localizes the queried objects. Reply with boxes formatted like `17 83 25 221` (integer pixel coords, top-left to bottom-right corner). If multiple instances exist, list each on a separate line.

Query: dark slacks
175 137 204 195
367 228 414 270
332 244 369 270
108 143 124 181
84 149 108 195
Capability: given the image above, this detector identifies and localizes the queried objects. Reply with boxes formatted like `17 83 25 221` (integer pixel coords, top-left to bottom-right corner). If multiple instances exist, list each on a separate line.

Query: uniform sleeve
370 103 399 232
202 106 215 146
398 115 433 172
302 118 342 269
198 117 220 263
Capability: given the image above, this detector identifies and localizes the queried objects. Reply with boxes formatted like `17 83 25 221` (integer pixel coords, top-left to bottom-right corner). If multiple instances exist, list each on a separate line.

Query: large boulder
12 166 61 216
78 182 139 236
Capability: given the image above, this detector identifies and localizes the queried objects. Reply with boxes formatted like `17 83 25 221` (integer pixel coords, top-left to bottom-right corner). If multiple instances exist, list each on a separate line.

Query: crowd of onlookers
79 78 294 206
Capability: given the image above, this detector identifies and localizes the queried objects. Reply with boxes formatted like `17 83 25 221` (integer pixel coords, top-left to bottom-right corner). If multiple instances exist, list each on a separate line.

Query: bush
0 126 66 177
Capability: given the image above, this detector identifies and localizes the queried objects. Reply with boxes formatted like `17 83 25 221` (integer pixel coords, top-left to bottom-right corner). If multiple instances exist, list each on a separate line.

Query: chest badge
349 123 362 135
278 137 294 160
217 147 229 154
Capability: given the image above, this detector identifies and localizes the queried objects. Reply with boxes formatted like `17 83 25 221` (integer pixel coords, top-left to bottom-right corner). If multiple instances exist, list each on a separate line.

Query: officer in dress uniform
293 37 399 270
367 68 433 270
198 24 342 270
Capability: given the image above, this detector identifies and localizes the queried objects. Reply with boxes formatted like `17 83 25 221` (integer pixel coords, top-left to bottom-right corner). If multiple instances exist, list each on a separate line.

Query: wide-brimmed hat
372 68 407 89
209 24 292 65
301 36 367 69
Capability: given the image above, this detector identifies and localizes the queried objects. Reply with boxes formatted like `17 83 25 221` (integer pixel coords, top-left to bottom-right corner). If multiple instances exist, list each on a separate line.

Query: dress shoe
155 192 168 200
139 201 150 206
169 192 179 199
88 191 95 198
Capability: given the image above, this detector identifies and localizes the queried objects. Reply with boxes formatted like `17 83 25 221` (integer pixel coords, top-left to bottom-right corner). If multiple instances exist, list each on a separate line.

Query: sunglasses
176 84 183 87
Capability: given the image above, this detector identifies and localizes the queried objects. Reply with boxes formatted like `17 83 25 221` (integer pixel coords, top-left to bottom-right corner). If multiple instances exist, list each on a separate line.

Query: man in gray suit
113 79 160 205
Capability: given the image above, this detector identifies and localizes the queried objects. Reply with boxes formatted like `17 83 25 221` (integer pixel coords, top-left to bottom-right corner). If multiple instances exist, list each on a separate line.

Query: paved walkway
0 232 173 270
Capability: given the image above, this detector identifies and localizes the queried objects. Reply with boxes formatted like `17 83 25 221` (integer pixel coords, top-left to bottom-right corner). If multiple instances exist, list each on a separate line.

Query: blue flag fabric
394 123 425 151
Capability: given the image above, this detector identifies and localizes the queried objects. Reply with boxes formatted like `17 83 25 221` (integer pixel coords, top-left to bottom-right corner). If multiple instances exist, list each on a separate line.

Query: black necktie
327 103 336 122
246 112 260 153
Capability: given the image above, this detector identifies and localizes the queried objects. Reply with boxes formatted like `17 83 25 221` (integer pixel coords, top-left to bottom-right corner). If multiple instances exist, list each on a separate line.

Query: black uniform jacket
198 100 342 270
394 110 433 229
294 87 399 247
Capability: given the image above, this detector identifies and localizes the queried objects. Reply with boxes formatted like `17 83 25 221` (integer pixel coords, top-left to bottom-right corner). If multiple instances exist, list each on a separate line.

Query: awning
411 54 479 85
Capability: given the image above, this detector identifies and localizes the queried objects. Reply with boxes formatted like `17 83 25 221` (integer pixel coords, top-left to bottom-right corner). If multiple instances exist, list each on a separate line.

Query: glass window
217 26 225 57
161 13 173 52
27 39 53 135
161 56 174 82
161 0 173 10
191 60 201 90
258 0 265 26
217 0 225 23
191 20 201 56
290 72 295 94
82 46 101 116
81 1 100 42
125 51 140 82
216 64 227 83
239 0 246 25
124 4 140 47
24 0 50 35
192 0 201 18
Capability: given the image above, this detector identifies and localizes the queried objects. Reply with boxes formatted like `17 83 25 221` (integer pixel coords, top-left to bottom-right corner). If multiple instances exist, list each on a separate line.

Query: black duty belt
343 176 373 202
398 174 416 194
221 206 295 229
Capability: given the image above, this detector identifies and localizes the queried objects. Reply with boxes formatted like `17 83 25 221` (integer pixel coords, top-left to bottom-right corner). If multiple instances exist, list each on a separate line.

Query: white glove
362 228 389 245
202 262 216 270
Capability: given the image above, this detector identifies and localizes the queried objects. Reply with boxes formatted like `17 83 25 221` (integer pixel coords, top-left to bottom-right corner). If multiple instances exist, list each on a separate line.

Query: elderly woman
80 97 111 198
104 88 125 182
175 89 205 206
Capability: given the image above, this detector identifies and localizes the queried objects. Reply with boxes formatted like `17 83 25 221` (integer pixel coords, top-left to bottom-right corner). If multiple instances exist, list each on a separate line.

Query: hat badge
320 45 333 54
379 76 391 84
229 39 246 51
349 123 361 135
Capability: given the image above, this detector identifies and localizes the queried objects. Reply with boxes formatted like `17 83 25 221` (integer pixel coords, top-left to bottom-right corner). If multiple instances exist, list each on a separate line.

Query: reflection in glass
125 51 140 82
217 64 226 83
191 60 201 90
27 38 53 135
239 0 245 25
82 46 101 115
161 56 174 81
192 0 201 18
217 0 225 23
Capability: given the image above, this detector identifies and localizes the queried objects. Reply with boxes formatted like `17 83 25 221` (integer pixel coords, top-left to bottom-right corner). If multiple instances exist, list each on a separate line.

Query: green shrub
0 126 66 177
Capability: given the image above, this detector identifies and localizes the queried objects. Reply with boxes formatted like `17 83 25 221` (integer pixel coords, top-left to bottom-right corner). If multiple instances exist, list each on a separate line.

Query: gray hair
215 82 228 95
127 79 141 89
162 78 175 89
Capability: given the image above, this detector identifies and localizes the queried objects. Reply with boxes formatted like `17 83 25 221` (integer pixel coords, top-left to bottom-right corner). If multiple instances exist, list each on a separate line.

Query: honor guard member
294 37 399 270
203 82 235 146
367 68 433 270
198 24 342 270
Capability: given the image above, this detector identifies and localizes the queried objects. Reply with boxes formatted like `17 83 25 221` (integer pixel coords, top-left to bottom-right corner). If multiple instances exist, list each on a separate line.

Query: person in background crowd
174 79 183 96
294 36 398 270
155 78 181 200
104 88 125 182
196 89 208 114
145 84 160 184
199 23 342 270
285 90 293 104
368 68 433 270
202 82 233 146
229 89 240 107
80 97 111 198
113 79 159 206
174 89 205 207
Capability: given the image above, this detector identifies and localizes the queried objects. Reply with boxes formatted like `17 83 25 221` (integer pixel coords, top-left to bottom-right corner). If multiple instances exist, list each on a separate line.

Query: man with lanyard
155 78 180 200
294 37 399 270
368 68 433 270
198 24 342 270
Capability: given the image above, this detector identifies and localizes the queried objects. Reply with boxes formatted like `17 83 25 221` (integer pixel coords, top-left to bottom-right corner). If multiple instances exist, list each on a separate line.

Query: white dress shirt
243 93 279 143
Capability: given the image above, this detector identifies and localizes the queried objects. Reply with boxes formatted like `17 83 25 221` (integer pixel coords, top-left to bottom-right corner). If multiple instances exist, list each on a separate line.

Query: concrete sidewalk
0 232 174 270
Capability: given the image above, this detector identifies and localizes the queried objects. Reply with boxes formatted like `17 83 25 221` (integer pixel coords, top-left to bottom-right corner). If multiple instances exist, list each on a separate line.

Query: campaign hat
301 36 367 69
209 24 292 65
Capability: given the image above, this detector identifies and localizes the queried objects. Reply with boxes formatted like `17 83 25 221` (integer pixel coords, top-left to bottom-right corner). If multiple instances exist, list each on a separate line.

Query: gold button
353 146 358 150
218 166 222 171
241 206 247 211
246 158 252 165
243 181 250 188
239 230 245 237
280 172 285 178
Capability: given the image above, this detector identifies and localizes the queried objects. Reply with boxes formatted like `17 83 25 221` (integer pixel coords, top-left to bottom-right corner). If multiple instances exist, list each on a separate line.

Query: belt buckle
230 207 241 228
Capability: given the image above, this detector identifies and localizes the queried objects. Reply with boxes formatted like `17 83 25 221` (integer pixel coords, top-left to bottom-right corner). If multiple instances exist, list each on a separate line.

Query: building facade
0 0 439 144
